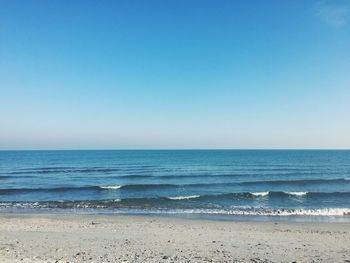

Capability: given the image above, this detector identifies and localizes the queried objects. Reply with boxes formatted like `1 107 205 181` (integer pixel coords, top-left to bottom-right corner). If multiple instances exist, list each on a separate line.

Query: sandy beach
0 214 349 263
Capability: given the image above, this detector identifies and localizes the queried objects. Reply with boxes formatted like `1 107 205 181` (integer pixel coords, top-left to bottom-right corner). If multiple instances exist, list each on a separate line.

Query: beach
0 213 349 263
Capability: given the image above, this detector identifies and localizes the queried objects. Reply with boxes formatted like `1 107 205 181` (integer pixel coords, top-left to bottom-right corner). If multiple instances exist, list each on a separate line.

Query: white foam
167 195 200 200
254 208 350 216
251 192 269 197
99 185 122 190
1 202 350 217
101 199 120 202
139 208 350 217
286 192 307 196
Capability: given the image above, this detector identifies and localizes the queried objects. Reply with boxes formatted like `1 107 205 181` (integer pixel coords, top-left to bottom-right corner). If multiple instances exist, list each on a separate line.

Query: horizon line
1 148 350 151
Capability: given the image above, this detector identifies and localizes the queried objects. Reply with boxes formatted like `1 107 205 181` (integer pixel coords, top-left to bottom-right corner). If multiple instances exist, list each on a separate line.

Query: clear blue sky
0 0 349 149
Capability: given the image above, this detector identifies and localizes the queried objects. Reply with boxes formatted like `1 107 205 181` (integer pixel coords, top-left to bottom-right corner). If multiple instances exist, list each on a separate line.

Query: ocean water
1 150 350 219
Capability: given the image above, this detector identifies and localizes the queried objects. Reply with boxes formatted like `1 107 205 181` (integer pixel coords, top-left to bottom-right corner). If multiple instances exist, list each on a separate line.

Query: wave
1 181 350 201
250 192 269 197
106 178 350 190
99 185 122 190
239 178 350 186
1 192 350 210
92 178 350 191
228 191 350 199
286 192 307 196
171 208 350 217
0 201 349 217
3 165 348 182
245 191 307 198
121 184 175 190
0 184 177 195
167 195 200 200
0 184 162 195
149 208 350 217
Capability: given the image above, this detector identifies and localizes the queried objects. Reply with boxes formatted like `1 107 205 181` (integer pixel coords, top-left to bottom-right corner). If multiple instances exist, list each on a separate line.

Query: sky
0 0 350 149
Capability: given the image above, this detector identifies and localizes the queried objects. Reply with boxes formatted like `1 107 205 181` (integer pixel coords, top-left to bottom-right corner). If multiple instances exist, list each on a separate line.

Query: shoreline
1 208 350 223
1 213 349 262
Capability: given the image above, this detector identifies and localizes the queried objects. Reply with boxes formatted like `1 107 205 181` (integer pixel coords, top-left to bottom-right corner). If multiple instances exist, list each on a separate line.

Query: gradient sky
0 0 350 149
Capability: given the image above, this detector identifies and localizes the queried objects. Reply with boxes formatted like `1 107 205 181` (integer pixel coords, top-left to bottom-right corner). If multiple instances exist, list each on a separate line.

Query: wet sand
0 213 349 262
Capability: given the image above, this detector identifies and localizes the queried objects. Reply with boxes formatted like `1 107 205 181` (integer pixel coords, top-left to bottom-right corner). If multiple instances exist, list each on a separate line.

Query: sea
1 150 350 221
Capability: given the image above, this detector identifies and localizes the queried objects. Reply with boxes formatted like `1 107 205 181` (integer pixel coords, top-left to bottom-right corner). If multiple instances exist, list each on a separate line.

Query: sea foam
250 192 269 197
286 192 307 196
99 185 122 190
167 195 200 200
148 208 350 217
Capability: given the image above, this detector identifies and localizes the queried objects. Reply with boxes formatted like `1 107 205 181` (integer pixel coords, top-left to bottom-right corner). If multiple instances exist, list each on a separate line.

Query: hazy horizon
1 0 350 150
1 148 350 151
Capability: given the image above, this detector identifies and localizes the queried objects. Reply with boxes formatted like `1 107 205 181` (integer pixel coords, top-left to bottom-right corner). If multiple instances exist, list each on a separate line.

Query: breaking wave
0 201 349 217
250 192 269 197
286 192 307 196
167 195 201 200
99 185 122 190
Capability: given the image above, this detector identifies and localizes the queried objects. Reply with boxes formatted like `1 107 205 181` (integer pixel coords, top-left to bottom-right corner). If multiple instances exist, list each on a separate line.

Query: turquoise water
0 150 350 218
